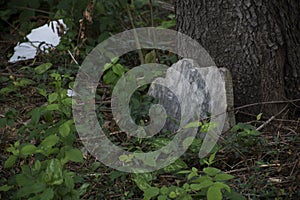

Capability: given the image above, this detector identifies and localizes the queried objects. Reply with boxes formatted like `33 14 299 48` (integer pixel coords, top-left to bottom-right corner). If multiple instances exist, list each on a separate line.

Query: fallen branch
256 105 288 131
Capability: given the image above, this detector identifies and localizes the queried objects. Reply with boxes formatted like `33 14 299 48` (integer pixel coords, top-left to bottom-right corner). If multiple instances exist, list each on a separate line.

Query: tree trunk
175 0 300 118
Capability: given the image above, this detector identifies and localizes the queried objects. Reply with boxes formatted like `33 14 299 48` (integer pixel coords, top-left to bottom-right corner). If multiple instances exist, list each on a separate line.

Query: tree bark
175 0 300 118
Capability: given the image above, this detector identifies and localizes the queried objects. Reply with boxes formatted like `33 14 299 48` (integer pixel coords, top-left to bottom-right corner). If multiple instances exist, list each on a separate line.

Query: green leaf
34 160 41 171
132 173 152 191
65 148 83 163
4 155 17 168
151 138 171 149
207 185 222 200
50 72 61 81
194 175 212 183
6 146 16 154
39 188 54 200
34 63 53 74
232 123 256 132
158 195 167 200
59 120 71 137
214 173 235 181
163 159 187 173
28 107 41 125
208 152 216 164
104 63 113 71
78 183 90 196
177 170 191 174
48 93 58 103
16 170 35 186
0 184 13 192
249 130 261 136
190 183 202 191
111 57 119 64
203 167 221 176
145 50 156 63
103 70 118 84
160 186 169 195
256 113 263 121
192 167 198 172
169 191 177 199
44 104 59 111
112 64 125 76
184 121 202 129
214 182 231 193
0 85 17 95
16 183 46 198
40 135 60 148
193 180 213 190
14 140 20 147
21 144 37 156
144 187 160 199
119 155 129 162
144 154 157 167
182 183 189 190
13 78 35 87
37 88 47 97
187 171 198 180
64 173 74 189
162 20 176 29
183 136 194 148
44 159 63 185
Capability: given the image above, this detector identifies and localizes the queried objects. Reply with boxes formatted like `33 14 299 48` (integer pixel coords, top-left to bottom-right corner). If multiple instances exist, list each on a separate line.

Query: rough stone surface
148 59 235 135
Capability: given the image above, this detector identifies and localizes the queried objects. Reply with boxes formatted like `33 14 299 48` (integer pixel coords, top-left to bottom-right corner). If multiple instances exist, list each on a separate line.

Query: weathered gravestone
148 58 235 136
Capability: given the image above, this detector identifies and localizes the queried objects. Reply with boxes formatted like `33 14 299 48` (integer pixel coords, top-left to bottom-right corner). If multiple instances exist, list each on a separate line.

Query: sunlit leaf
203 167 221 176
144 187 160 199
4 155 17 168
207 185 222 200
59 120 71 137
34 63 53 74
48 93 58 103
21 144 37 156
65 148 83 163
112 64 125 76
256 113 263 121
40 135 60 148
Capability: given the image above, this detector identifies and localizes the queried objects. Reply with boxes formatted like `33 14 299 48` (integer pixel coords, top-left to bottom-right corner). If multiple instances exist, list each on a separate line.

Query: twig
237 111 299 123
67 50 79 65
226 163 281 174
0 72 30 78
225 167 250 174
281 126 299 135
109 131 123 135
290 160 298 177
194 99 299 130
96 100 111 105
256 105 288 131
232 99 300 111
156 0 174 12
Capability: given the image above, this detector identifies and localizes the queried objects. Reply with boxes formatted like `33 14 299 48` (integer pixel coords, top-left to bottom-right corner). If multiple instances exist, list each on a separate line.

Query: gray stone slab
148 58 235 136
